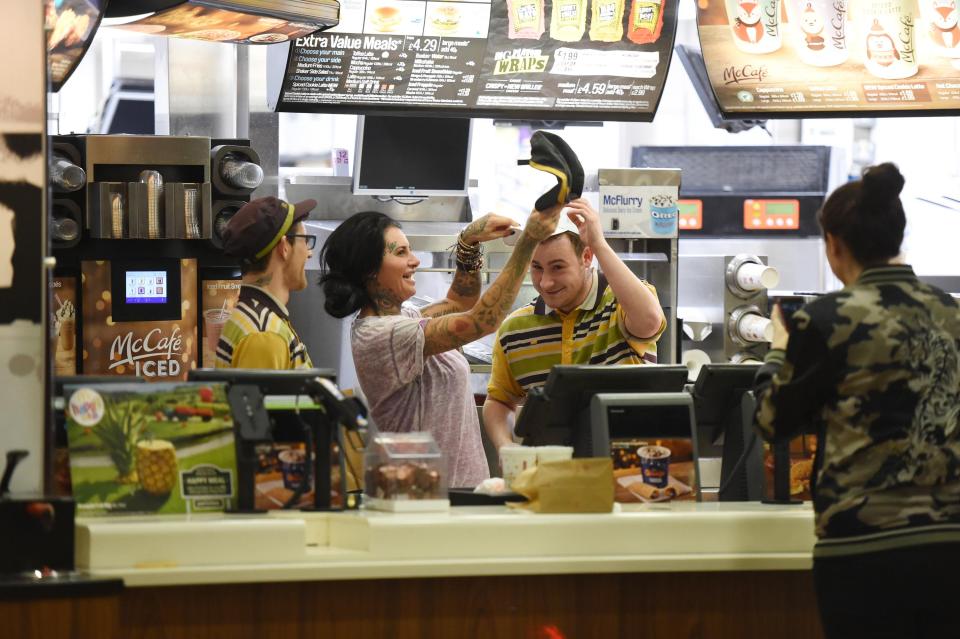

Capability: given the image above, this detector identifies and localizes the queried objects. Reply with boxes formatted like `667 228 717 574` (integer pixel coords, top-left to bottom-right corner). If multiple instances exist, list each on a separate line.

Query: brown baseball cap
223 196 317 261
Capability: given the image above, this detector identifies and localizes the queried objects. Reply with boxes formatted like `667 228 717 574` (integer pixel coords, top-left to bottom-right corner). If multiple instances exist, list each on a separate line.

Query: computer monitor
692 364 763 501
590 392 702 502
514 365 689 450
352 115 472 197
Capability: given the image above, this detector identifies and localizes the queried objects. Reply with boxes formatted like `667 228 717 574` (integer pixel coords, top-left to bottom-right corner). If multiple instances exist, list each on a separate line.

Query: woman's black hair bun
320 271 366 318
861 162 905 205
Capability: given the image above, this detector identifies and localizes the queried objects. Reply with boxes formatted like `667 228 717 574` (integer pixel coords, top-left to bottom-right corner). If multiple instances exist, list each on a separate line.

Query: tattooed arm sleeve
421 233 537 357
420 266 482 319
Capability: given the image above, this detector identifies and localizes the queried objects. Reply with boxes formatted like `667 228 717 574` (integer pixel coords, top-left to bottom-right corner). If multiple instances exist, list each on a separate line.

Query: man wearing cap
482 198 667 451
216 196 318 370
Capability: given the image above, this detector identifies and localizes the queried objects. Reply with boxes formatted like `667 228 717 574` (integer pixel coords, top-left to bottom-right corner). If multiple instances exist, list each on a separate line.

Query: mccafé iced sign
108 326 185 378
82 259 197 381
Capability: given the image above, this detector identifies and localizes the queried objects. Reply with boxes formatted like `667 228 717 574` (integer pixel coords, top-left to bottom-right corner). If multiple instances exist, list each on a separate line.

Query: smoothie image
203 307 230 354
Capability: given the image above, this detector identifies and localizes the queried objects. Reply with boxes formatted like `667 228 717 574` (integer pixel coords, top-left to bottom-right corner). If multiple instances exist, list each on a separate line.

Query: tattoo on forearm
423 233 538 357
460 218 485 244
450 268 481 299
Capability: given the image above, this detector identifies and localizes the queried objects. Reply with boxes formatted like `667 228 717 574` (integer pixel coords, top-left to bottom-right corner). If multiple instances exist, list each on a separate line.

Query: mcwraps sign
109 325 184 378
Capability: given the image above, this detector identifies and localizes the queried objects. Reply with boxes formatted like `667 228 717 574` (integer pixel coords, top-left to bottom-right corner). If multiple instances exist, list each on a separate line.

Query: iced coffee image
786 0 848 66
53 298 76 375
725 0 782 54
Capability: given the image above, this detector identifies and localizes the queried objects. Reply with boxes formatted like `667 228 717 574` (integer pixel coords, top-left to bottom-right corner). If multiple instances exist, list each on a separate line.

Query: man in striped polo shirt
215 196 317 370
483 198 666 451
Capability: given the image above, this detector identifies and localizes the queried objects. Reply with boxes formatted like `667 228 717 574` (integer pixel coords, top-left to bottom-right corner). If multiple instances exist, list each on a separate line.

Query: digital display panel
274 0 680 122
125 270 168 305
697 0 960 117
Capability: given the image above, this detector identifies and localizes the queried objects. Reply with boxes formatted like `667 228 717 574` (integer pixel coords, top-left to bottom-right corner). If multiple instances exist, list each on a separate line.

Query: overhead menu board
273 0 679 121
47 0 107 91
698 0 960 116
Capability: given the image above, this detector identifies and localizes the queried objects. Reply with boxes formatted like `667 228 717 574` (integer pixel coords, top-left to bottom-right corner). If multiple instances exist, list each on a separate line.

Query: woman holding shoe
319 206 562 487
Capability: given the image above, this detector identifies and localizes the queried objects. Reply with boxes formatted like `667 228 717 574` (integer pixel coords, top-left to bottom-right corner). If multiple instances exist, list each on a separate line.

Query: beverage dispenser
48 134 263 380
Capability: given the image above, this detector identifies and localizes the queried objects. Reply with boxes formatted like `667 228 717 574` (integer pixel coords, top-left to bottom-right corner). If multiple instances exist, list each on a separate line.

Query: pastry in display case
364 432 449 512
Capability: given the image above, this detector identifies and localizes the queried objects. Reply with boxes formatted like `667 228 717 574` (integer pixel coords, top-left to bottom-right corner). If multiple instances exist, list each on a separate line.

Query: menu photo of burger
364 1 426 36
424 1 490 37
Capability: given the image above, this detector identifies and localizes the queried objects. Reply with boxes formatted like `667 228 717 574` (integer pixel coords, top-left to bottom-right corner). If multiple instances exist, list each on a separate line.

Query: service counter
32 502 826 638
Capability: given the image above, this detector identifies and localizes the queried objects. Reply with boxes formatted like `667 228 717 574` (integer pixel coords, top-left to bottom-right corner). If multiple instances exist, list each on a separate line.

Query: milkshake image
920 0 960 61
787 0 848 66
863 0 918 79
725 0 782 54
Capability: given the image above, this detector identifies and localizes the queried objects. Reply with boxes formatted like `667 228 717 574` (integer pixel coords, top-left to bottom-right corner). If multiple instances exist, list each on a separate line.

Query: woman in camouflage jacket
754 163 960 639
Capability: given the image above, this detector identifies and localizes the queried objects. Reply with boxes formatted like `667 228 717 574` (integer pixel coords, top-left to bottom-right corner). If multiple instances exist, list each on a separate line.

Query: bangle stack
455 233 484 273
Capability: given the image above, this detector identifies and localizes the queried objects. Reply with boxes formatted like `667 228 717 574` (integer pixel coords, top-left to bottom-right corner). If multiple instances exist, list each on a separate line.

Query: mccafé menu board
275 0 679 120
699 0 960 115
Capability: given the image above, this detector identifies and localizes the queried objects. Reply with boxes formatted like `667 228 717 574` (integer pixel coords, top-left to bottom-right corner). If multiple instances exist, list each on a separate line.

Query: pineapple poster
65 382 237 515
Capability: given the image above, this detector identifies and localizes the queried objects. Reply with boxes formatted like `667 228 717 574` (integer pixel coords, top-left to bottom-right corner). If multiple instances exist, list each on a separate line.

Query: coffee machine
632 145 832 368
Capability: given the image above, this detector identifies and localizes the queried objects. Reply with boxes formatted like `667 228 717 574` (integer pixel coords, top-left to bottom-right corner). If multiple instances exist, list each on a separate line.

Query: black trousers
813 542 960 639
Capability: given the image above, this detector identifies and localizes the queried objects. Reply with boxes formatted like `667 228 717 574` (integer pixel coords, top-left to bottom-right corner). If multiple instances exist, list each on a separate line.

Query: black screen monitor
692 364 763 501
514 365 689 450
352 115 472 197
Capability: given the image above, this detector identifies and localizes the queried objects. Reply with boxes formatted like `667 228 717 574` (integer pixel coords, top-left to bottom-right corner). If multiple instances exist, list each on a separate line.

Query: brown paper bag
508 458 614 513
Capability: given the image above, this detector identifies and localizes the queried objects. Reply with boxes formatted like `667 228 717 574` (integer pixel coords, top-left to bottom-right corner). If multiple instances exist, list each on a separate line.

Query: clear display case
363 431 449 512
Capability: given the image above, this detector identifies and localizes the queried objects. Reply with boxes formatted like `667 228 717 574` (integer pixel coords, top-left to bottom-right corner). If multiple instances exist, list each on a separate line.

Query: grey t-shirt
352 306 490 488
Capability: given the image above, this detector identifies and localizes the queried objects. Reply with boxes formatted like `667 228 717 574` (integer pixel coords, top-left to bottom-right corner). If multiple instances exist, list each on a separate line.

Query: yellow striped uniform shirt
487 271 665 405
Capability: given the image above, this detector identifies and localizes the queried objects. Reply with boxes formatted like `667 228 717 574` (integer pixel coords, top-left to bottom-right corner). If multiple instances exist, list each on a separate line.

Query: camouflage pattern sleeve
753 308 832 443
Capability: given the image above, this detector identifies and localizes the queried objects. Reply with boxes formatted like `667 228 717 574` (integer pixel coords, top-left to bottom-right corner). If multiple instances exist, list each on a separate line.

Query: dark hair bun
861 162 905 207
320 272 367 319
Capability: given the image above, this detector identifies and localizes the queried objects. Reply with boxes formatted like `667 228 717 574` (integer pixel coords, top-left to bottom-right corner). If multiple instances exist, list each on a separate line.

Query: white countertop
76 502 817 587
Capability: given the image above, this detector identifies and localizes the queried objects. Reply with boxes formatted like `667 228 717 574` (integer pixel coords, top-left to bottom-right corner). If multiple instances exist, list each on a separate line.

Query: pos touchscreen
514 365 689 451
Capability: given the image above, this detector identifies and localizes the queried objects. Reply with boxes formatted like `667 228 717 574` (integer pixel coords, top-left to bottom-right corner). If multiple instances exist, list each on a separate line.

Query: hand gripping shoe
519 131 585 212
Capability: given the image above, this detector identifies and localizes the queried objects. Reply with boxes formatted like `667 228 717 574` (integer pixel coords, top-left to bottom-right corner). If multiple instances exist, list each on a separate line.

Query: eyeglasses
286 234 317 250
